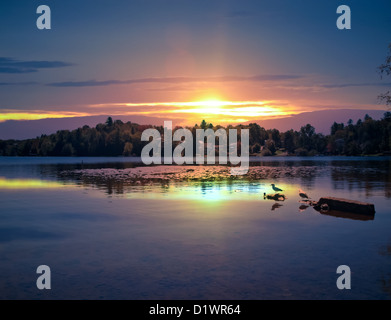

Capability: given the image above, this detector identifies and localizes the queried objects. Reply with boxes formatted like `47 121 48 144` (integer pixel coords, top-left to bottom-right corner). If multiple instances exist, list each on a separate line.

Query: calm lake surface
0 156 391 300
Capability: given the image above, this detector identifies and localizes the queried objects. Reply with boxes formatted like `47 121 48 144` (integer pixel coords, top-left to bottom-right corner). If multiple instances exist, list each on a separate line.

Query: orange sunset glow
0 1 389 138
86 99 297 125
0 99 299 125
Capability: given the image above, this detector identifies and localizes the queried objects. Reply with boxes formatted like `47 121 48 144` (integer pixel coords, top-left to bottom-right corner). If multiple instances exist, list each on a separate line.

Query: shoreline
58 165 329 184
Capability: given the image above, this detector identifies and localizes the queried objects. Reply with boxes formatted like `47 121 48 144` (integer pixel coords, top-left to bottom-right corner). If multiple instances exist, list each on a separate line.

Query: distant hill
0 109 387 140
244 109 386 135
0 115 183 140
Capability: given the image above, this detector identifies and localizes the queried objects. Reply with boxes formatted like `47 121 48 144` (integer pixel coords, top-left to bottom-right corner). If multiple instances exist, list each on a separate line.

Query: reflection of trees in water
198 180 236 195
380 276 391 297
104 179 125 195
379 243 391 298
39 162 140 181
330 163 391 198
43 159 391 197
252 161 324 190
57 170 268 196
298 174 317 189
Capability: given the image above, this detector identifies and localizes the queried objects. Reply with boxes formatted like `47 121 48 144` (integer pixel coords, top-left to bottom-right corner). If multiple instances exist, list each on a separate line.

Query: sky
0 0 390 127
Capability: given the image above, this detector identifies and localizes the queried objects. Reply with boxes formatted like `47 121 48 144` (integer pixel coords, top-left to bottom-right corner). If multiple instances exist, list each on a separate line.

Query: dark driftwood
319 209 374 221
313 197 375 216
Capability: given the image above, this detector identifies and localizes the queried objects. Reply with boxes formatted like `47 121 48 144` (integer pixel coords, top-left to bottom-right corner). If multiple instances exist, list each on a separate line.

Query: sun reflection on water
0 177 74 189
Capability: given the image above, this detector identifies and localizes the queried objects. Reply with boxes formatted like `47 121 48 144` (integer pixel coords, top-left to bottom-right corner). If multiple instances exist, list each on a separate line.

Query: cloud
47 74 304 87
256 80 391 92
0 67 37 74
47 80 123 87
320 82 391 89
248 75 302 81
0 81 38 86
48 79 132 87
0 57 73 74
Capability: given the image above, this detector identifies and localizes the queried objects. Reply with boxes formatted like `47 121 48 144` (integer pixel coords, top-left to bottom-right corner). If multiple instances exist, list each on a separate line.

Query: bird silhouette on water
299 204 309 212
271 184 283 192
299 189 310 200
271 203 283 211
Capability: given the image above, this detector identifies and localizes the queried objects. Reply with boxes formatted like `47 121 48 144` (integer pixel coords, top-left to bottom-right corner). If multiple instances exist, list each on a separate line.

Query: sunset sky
0 0 390 126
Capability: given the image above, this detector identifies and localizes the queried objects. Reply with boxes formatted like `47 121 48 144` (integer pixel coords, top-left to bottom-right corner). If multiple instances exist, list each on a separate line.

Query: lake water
0 156 391 300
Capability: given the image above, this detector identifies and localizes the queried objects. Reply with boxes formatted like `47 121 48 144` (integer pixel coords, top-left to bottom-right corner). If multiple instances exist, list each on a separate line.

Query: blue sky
0 0 390 125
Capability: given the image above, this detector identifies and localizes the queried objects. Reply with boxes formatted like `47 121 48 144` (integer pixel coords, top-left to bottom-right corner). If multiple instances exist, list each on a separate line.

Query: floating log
313 197 375 216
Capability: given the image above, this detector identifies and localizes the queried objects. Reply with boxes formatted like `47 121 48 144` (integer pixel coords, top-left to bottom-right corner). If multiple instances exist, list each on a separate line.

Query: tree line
1 113 391 157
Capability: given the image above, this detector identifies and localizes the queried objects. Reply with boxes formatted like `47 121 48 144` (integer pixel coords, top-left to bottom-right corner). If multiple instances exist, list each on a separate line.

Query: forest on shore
1 112 391 157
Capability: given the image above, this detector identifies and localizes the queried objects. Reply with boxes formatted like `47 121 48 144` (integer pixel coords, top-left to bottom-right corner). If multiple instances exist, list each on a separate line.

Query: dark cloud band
0 57 73 74
47 74 304 87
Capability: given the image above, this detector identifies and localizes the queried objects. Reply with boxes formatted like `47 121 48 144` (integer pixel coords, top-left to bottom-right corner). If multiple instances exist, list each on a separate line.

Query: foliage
1 116 391 157
378 43 391 106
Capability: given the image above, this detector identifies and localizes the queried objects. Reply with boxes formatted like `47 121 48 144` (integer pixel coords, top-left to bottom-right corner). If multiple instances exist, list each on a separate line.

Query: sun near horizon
0 97 296 126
